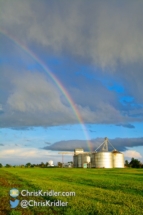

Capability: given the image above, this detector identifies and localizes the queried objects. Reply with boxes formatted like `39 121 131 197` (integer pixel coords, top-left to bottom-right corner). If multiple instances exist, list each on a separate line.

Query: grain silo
94 152 113 168
112 150 124 168
73 148 90 168
91 137 113 168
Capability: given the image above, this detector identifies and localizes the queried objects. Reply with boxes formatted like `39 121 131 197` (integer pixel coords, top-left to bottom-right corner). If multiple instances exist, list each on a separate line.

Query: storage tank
84 155 90 163
78 154 82 167
77 154 91 167
48 160 54 166
91 153 96 167
73 137 125 168
74 148 84 155
95 152 113 168
112 150 124 168
73 155 78 167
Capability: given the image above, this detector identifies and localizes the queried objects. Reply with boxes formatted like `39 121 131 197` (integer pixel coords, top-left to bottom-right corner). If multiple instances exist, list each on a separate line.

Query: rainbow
0 29 93 151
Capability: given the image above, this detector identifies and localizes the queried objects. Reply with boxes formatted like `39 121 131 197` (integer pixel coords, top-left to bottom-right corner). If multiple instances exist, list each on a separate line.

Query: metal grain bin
73 155 78 167
91 153 96 168
95 152 113 168
112 150 124 168
78 154 82 167
84 155 90 164
77 154 91 167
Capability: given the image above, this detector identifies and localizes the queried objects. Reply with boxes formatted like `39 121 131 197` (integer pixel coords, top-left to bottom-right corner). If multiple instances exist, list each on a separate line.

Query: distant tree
0 163 3 168
129 158 141 168
40 162 45 168
25 162 31 167
5 164 11 168
125 160 129 167
30 164 35 168
45 162 49 167
58 162 62 168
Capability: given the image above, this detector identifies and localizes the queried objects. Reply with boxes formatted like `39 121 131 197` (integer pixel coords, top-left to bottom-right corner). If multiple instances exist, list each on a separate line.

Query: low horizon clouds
43 137 143 152
0 144 73 165
124 150 142 159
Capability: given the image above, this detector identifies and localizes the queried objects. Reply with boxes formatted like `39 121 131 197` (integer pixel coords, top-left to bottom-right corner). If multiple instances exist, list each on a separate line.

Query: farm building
73 137 124 168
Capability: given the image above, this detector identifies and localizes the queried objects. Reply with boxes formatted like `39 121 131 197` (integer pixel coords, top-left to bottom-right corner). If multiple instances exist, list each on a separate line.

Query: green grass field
0 168 143 215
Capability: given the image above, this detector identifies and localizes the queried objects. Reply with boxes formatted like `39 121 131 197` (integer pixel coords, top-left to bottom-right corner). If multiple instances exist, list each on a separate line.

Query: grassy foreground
0 168 143 215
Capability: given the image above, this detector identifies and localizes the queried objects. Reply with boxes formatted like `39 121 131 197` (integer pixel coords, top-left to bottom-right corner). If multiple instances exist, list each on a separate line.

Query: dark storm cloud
43 140 91 151
0 68 132 128
0 1 143 128
43 137 143 152
1 0 143 67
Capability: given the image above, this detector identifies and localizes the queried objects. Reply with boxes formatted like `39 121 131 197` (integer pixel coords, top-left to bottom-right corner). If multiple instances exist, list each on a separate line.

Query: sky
0 0 143 165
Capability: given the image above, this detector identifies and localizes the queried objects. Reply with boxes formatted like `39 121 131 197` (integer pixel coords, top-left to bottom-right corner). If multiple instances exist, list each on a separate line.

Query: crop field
0 168 143 215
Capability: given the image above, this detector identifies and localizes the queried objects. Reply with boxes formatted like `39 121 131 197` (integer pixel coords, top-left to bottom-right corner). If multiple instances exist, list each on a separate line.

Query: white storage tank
48 160 54 166
84 155 90 164
112 150 124 168
95 152 113 168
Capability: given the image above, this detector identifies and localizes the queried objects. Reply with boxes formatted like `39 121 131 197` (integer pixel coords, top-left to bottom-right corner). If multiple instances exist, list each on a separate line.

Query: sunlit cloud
123 150 142 159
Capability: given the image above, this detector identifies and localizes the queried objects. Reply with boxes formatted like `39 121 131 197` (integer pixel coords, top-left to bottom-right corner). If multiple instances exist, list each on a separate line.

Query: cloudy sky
0 0 143 165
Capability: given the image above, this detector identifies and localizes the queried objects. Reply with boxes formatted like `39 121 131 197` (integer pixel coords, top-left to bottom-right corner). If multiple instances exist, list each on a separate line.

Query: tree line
0 158 142 168
125 158 143 168
0 161 72 168
0 162 54 168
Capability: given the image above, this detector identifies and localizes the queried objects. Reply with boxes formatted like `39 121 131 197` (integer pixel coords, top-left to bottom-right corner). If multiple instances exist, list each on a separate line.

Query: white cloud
0 146 72 165
0 147 48 158
123 150 142 159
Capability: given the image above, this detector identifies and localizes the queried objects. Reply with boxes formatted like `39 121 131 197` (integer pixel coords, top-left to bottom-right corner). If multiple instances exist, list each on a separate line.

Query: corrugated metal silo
112 150 124 168
73 155 78 167
77 153 91 167
95 152 113 168
84 155 90 163
78 154 82 167
91 153 96 167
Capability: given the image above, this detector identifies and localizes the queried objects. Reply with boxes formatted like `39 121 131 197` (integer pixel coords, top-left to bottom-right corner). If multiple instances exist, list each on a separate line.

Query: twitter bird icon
10 199 19 208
